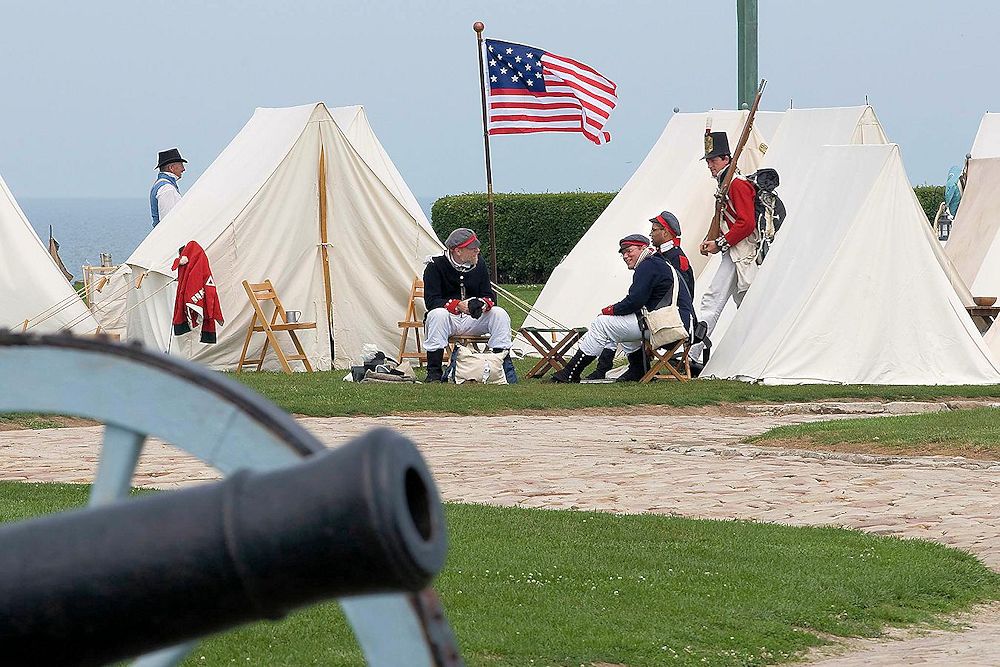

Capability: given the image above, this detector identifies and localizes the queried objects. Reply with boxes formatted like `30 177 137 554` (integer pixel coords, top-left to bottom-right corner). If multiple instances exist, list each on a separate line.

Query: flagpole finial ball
473 21 485 32
673 107 680 113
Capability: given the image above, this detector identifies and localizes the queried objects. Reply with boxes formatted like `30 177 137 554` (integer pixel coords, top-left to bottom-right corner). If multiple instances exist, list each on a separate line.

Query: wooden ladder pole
319 146 334 335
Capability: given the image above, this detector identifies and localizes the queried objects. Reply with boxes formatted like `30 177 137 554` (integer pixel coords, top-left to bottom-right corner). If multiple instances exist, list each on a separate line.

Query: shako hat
155 148 187 170
702 131 731 160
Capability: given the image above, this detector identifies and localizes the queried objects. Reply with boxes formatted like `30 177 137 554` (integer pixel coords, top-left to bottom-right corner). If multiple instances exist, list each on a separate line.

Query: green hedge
432 186 946 281
914 185 945 223
431 192 615 283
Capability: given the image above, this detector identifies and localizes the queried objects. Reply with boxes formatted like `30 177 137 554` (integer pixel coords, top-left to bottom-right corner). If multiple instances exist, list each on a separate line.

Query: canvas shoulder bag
449 344 509 385
641 266 688 349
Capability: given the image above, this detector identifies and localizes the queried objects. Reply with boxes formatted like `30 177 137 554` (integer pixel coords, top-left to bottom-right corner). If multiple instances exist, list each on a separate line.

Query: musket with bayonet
701 79 767 255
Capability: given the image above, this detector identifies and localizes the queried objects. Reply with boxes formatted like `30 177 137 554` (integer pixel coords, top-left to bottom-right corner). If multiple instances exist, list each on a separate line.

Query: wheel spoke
131 641 199 667
90 424 146 507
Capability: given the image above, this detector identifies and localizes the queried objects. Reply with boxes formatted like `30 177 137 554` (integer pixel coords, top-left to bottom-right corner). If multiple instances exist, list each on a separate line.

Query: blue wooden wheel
0 331 460 667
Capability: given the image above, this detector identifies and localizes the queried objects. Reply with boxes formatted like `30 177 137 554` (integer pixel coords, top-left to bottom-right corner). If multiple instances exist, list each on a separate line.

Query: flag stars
506 47 513 54
490 75 497 82
488 45 494 52
525 63 532 71
535 72 542 79
489 59 496 66
526 53 534 58
511 74 519 82
526 79 534 86
500 67 508 74
515 56 522 63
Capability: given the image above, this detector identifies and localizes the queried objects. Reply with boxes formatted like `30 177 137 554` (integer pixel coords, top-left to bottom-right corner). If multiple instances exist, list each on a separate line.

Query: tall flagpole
473 21 499 284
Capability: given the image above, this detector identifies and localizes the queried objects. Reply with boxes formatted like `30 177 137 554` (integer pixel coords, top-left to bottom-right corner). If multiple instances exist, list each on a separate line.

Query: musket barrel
0 427 446 666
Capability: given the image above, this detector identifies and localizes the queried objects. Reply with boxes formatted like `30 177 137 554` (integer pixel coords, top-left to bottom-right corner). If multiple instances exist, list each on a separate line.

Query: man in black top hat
150 148 188 227
693 130 758 360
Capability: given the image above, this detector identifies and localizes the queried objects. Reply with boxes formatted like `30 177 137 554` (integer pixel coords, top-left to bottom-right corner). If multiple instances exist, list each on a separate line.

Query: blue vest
149 172 179 227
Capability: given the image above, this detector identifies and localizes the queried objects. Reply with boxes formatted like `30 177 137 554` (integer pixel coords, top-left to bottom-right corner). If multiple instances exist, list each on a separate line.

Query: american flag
485 38 618 145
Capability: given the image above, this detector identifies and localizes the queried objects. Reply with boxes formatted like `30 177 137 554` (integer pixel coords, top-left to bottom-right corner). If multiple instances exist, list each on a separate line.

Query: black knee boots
425 349 445 383
615 349 648 382
584 348 616 380
551 349 596 383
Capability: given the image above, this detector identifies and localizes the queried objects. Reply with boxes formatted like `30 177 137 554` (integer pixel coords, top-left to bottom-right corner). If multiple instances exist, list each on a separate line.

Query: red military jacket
720 174 757 247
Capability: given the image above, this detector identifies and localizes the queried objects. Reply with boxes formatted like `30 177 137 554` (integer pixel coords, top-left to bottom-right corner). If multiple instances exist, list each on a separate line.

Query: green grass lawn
230 369 1000 418
3 481 997 666
497 283 543 331
0 413 65 430
750 407 1000 459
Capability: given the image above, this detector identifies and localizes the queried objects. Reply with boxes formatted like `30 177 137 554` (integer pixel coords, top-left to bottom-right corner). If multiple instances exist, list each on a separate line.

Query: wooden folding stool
237 279 317 374
640 338 692 383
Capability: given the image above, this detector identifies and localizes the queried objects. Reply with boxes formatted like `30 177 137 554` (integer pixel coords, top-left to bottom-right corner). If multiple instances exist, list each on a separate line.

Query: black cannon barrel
0 427 446 666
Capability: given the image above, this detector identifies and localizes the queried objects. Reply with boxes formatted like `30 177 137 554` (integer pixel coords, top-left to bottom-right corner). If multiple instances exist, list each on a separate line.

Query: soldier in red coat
695 131 759 360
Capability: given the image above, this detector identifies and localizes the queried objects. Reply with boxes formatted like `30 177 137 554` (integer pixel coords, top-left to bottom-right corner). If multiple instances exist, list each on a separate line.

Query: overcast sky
0 0 994 200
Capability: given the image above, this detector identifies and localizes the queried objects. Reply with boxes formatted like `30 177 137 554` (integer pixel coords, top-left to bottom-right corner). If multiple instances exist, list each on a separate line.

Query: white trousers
578 314 644 356
691 252 746 358
424 306 512 351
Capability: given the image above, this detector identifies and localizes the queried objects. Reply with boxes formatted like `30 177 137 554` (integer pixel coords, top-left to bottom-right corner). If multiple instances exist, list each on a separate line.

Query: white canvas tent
944 157 1000 300
702 144 1000 385
692 106 892 343
124 102 442 370
0 173 98 334
985 319 1000 361
970 112 1000 158
521 109 781 332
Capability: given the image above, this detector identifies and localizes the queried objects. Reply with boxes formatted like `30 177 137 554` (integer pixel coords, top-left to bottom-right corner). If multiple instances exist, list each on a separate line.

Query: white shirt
156 177 183 220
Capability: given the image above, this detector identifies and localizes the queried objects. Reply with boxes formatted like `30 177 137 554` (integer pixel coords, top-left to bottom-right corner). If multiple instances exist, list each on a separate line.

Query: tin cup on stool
285 310 301 323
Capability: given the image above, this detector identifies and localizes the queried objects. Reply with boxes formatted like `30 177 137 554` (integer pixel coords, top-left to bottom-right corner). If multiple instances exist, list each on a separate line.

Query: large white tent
702 144 1000 385
521 109 781 332
0 173 98 334
970 112 1000 158
693 106 892 343
124 103 442 370
944 157 1000 300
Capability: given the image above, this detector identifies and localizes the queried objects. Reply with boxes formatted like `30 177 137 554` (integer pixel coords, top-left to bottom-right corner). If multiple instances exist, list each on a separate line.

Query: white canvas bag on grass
450 345 508 385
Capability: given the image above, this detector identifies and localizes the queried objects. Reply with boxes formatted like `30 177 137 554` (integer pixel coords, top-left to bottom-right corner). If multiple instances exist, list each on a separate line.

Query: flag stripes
485 38 617 145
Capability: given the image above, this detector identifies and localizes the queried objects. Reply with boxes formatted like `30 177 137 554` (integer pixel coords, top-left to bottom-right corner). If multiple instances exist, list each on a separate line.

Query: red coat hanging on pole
172 240 224 343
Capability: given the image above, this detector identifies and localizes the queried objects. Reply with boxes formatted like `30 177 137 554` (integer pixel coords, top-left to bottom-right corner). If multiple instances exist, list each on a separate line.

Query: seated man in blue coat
586 211 697 380
553 234 694 383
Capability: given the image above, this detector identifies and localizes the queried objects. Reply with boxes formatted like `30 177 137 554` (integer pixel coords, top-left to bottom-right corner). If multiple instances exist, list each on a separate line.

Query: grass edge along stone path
748 407 1000 461
1 483 997 667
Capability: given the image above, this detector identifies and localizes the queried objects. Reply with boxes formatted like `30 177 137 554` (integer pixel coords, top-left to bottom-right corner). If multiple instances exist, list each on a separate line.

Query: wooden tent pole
319 147 334 336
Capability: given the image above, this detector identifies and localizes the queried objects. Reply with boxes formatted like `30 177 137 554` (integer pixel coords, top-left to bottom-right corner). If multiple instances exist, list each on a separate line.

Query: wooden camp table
518 327 587 379
966 305 1000 327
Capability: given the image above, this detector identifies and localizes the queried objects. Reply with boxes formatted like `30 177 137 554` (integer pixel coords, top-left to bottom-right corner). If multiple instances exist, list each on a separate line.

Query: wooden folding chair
640 338 692 383
237 279 317 374
398 276 428 366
